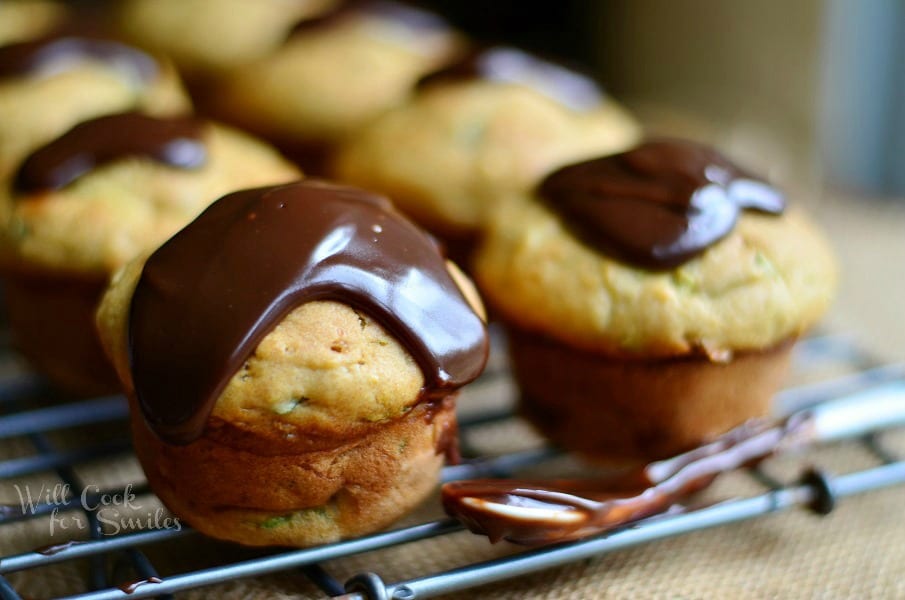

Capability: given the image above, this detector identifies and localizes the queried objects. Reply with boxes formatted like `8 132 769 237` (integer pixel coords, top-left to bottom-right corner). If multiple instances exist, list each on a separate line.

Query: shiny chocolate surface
539 139 785 269
13 112 206 194
418 45 604 111
0 36 157 83
442 413 811 545
129 180 488 444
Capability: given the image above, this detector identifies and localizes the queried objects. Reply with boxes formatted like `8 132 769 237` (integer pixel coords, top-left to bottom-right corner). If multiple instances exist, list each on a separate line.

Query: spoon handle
809 380 905 443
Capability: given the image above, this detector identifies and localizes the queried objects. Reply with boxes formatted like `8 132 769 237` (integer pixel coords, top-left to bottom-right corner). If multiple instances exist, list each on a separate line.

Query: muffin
332 45 641 250
116 0 336 80
474 139 836 461
0 0 66 47
0 113 299 395
209 0 463 172
0 35 189 181
95 180 489 546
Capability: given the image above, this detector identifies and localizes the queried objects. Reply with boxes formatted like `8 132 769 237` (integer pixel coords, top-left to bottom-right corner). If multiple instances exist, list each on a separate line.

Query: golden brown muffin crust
475 199 837 356
0 57 189 180
116 0 336 78
97 255 482 446
0 0 66 47
211 11 462 145
0 123 299 276
135 398 454 546
332 81 641 237
509 326 794 460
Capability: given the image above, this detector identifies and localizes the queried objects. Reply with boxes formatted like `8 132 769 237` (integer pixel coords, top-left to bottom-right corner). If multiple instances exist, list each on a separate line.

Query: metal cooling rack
1 333 904 600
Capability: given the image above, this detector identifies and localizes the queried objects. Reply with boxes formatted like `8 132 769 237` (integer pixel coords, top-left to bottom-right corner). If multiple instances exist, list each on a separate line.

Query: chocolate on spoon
442 414 812 545
443 383 905 545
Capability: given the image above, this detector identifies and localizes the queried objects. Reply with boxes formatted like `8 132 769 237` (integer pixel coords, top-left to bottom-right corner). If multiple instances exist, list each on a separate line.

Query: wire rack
0 332 904 600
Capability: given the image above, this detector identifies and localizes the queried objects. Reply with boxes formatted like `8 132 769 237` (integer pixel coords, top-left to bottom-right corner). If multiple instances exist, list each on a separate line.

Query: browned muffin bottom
132 396 457 546
508 327 794 461
3 268 117 395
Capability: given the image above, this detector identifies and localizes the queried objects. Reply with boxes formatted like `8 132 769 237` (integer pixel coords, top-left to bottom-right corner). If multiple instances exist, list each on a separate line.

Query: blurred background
425 0 905 198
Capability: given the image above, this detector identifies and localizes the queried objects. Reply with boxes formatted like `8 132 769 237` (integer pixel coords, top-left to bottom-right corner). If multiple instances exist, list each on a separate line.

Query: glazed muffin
209 0 463 172
0 35 189 181
0 0 66 47
333 46 641 248
116 0 336 80
0 113 299 395
95 180 489 546
474 139 836 461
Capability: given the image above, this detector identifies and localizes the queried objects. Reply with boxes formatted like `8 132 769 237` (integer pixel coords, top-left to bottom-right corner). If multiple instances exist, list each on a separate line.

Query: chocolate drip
0 36 157 82
539 139 786 269
442 412 813 545
13 112 207 195
118 577 162 594
35 540 84 556
129 180 488 444
417 46 604 111
289 0 450 37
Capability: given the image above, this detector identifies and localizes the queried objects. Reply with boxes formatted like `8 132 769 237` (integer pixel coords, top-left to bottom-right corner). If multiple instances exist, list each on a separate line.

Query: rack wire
0 333 903 600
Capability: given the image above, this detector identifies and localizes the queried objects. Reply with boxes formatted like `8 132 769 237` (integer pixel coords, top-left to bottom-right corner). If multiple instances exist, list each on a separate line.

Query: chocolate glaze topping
417 46 604 111
0 36 157 83
13 112 207 195
442 412 813 545
539 139 786 269
129 180 489 444
289 0 450 37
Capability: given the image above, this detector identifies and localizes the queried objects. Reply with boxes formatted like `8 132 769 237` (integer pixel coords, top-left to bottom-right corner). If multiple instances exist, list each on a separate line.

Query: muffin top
97 180 488 445
212 0 462 144
116 0 336 78
0 35 189 179
0 0 66 47
332 46 641 238
474 140 836 357
0 113 299 276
